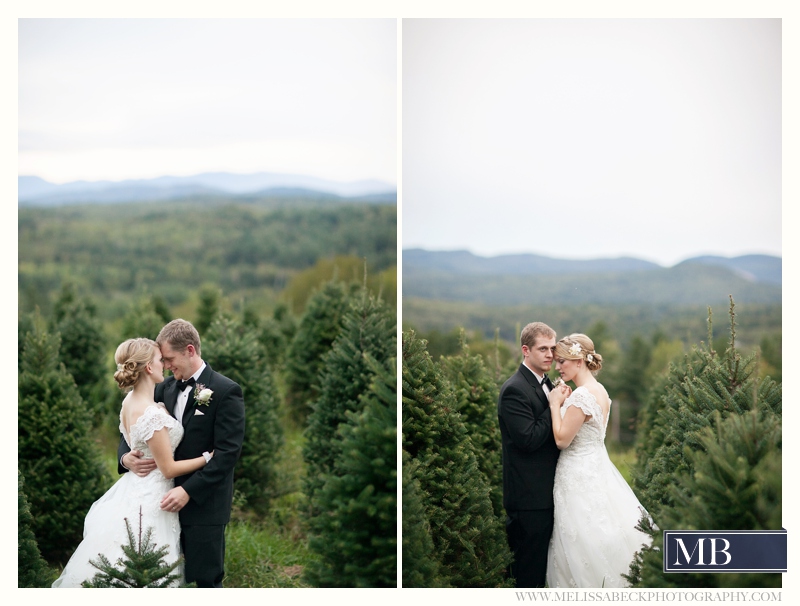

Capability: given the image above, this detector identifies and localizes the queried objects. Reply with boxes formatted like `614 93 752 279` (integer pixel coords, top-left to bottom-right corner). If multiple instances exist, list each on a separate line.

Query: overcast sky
18 18 396 185
402 19 781 267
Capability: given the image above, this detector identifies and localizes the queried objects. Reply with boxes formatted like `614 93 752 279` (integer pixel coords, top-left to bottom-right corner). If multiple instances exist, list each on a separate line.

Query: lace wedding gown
546 387 651 588
52 404 184 587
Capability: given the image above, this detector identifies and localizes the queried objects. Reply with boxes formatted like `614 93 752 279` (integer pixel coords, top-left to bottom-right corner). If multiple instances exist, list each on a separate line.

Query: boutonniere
552 377 565 389
194 383 213 406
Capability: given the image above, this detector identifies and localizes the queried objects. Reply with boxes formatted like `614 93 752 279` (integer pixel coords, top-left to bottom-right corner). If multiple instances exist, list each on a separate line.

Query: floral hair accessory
586 354 594 362
568 342 582 357
116 363 124 371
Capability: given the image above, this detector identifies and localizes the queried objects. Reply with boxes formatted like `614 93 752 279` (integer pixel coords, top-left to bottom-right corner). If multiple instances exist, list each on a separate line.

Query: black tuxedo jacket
118 364 246 526
498 363 560 512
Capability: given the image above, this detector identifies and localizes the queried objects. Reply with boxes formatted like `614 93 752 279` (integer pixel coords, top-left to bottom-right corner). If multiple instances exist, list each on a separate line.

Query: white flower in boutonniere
194 384 213 406
568 342 582 357
552 377 565 389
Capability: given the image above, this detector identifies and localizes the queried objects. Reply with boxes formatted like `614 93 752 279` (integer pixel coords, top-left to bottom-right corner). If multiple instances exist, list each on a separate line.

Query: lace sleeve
129 405 177 448
564 387 601 418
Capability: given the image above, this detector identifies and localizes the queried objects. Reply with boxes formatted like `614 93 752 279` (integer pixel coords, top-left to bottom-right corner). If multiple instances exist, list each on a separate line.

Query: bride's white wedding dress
52 404 183 587
546 387 651 588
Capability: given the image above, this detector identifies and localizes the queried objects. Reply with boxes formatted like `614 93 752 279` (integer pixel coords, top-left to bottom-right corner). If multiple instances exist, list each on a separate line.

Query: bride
52 338 212 587
545 334 651 588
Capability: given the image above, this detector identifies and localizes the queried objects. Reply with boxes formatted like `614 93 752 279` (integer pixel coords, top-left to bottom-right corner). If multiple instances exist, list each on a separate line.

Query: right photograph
401 19 782 589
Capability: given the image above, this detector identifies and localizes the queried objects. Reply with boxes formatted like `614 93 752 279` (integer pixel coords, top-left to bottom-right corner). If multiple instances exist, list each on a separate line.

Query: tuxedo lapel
165 379 181 418
181 365 214 427
519 364 548 409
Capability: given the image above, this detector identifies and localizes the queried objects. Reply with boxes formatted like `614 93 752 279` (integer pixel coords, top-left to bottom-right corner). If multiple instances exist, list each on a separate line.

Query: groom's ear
186 344 196 357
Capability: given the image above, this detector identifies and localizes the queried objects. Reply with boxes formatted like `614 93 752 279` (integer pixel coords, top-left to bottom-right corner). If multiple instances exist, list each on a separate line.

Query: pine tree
284 279 354 425
402 330 512 587
120 295 170 341
402 451 447 588
439 330 504 518
195 284 222 335
629 408 781 588
303 290 396 507
304 355 397 587
51 283 111 422
82 508 184 588
18 471 54 588
257 302 297 371
203 315 284 513
632 299 781 516
18 314 111 564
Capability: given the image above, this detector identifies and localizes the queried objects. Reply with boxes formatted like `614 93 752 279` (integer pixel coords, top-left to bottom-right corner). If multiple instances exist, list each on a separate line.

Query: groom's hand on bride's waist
161 486 189 513
122 450 158 477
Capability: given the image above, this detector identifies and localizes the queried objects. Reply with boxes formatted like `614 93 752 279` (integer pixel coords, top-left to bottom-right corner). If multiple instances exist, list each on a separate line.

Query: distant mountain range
403 249 781 306
18 172 397 206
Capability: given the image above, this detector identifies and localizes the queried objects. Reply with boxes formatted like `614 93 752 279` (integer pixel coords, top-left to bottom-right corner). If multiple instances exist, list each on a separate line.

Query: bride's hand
548 384 568 408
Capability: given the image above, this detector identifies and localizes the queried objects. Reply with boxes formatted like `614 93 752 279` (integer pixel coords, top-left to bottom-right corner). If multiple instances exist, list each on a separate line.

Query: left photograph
18 18 397 588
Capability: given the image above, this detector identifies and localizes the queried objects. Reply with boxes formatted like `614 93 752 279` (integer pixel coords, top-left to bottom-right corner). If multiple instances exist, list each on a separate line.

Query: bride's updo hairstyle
114 337 158 391
555 333 603 374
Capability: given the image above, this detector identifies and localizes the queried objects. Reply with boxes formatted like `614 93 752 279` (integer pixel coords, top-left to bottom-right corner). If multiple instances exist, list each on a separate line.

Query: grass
609 446 637 485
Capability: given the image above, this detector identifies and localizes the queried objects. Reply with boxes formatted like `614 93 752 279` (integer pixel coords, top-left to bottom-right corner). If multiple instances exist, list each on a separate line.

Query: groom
119 319 246 588
497 321 560 587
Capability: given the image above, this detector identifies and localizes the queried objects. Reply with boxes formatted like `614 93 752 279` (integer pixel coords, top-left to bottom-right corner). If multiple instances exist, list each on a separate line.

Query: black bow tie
542 376 554 389
176 377 196 392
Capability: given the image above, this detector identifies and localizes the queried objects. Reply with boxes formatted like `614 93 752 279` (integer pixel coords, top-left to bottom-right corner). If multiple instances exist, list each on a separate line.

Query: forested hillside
19 200 396 320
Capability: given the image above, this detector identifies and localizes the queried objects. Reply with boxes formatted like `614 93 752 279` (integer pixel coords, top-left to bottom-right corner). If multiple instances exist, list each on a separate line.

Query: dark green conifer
284 279 354 424
204 315 284 513
195 284 222 335
633 299 781 515
18 471 54 587
401 451 447 588
51 283 111 421
629 408 781 588
82 510 183 588
120 295 170 340
18 314 111 563
439 330 503 518
257 303 298 371
304 356 397 587
303 290 395 506
402 330 512 587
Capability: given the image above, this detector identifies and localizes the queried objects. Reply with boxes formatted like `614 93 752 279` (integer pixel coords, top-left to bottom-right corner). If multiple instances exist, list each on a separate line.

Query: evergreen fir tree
402 330 512 587
629 408 781 588
257 303 298 371
195 284 222 335
303 290 396 507
632 299 781 516
203 315 285 513
402 451 447 588
18 313 35 373
284 279 354 425
304 355 397 587
439 330 504 518
120 295 170 340
18 470 54 588
50 283 111 421
18 313 111 563
82 508 183 588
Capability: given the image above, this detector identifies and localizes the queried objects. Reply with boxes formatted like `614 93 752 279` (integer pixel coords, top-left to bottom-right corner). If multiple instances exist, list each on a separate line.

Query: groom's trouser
182 525 226 588
506 508 554 588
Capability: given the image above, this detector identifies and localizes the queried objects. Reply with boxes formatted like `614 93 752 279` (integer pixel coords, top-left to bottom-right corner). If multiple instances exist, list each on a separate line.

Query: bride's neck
573 369 594 388
131 377 156 401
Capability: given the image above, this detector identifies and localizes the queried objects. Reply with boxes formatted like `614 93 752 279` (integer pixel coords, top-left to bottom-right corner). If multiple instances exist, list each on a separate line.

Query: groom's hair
520 322 556 348
157 318 202 356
